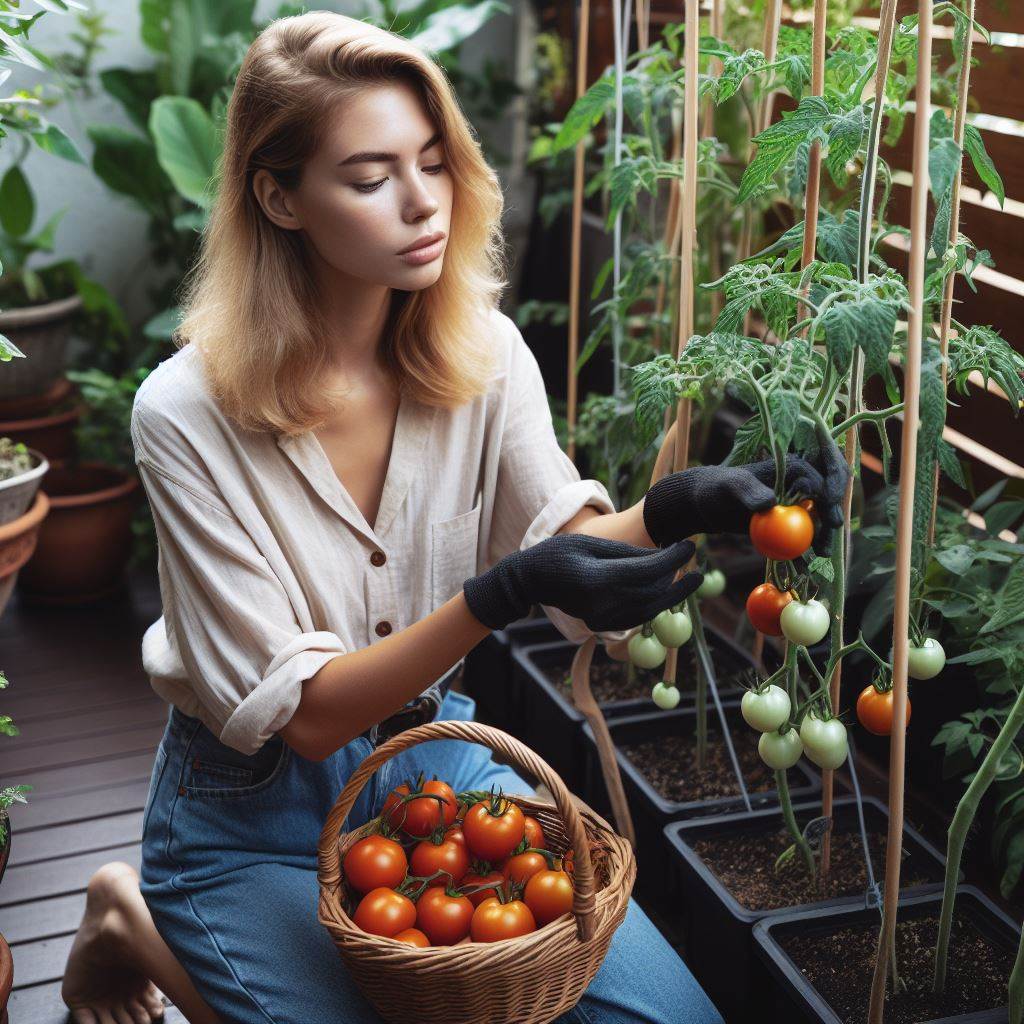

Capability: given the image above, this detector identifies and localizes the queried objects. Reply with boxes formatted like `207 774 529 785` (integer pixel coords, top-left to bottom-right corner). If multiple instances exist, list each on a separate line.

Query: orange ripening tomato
856 685 911 736
524 869 574 927
392 927 430 947
470 896 537 943
353 887 417 938
746 583 794 637
749 505 815 561
342 835 408 895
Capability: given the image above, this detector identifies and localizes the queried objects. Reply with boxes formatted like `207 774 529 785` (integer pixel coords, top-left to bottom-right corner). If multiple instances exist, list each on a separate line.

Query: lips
398 231 446 255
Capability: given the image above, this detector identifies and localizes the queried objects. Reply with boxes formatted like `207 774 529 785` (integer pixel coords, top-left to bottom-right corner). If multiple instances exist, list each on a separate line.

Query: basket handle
317 718 599 941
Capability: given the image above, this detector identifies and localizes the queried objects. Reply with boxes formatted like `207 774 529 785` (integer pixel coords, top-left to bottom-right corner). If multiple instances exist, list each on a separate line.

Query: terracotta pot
0 929 11 1024
0 293 82 401
0 813 10 888
0 398 85 462
0 488 49 618
17 461 140 604
0 447 49 527
0 375 73 420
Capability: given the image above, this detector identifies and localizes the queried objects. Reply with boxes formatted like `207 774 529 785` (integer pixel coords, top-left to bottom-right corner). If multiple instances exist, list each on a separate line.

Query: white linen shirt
130 307 628 755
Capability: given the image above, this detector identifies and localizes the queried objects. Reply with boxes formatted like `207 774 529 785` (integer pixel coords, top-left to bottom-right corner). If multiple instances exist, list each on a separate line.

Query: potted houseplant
0 437 49 616
17 367 147 603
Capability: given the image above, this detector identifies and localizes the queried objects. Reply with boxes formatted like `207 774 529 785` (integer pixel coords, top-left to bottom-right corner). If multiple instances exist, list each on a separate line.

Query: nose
404 169 440 224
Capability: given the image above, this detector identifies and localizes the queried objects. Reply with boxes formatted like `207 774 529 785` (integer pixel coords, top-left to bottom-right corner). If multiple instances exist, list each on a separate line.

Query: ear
252 168 302 231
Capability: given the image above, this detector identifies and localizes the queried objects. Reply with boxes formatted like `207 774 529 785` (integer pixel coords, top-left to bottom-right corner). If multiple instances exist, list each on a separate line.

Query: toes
70 1010 99 1024
126 999 152 1024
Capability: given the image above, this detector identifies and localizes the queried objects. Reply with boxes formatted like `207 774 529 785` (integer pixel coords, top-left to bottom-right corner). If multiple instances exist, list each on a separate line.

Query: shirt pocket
430 498 482 610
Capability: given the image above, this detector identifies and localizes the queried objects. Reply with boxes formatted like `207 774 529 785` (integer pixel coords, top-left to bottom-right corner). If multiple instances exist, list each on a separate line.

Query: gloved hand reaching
642 449 850 551
463 535 703 633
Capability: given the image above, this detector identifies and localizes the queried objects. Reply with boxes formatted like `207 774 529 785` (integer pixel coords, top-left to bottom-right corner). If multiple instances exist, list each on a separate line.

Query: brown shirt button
375 620 392 637
370 550 386 567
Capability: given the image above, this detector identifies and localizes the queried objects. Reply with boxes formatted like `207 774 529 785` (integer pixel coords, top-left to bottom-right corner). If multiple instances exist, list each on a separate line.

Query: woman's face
257 80 454 292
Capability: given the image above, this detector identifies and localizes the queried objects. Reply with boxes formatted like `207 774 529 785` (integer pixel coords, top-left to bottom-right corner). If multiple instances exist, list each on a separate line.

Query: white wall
7 0 536 334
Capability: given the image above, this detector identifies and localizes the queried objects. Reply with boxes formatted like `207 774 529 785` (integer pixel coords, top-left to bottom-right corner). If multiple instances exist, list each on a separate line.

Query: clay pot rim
0 447 49 493
0 400 86 431
0 292 82 329
43 460 139 509
0 488 49 542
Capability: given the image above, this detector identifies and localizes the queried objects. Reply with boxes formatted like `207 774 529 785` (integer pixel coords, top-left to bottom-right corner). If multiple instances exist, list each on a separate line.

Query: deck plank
11 779 151 833
1 844 142 908
12 811 142 867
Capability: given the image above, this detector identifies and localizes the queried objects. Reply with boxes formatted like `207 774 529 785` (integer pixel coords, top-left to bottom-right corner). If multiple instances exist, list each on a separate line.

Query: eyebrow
337 131 443 167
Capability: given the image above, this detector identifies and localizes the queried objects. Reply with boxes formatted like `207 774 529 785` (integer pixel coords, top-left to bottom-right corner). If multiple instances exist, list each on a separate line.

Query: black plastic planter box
512 622 777 796
664 796 953 1022
580 701 821 907
462 612 562 731
752 887 1021 1024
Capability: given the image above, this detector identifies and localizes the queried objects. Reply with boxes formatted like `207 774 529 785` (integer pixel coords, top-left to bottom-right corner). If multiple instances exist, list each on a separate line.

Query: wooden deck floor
1 563 187 1023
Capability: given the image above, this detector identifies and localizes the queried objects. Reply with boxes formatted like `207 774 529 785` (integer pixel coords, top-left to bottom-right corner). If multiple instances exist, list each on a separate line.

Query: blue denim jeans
139 690 723 1024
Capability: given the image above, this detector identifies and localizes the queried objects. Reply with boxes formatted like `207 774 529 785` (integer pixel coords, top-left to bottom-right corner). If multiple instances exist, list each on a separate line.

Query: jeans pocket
183 727 291 801
141 742 169 837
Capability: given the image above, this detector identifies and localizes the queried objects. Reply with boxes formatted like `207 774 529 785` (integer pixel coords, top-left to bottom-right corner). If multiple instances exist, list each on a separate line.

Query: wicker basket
317 719 636 1024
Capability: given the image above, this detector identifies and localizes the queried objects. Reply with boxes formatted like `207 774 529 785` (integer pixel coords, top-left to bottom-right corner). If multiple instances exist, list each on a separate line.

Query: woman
61 12 847 1024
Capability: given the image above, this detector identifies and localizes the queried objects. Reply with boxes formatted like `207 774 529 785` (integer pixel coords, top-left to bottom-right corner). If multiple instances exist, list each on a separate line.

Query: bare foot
62 862 169 1023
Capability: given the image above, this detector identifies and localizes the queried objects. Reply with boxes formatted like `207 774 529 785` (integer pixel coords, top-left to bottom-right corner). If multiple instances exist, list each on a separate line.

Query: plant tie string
847 733 881 909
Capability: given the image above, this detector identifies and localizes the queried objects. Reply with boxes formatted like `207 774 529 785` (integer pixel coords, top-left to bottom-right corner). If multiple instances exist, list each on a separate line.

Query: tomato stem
776 768 817 880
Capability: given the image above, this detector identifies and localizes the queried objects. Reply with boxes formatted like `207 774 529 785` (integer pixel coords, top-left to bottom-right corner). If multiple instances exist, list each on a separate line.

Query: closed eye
352 163 446 194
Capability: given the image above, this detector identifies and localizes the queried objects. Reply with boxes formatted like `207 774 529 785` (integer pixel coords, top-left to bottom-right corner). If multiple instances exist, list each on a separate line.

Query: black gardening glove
642 449 850 552
463 535 703 633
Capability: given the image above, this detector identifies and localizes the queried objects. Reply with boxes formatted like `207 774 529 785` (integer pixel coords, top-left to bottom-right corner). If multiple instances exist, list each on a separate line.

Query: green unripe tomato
758 728 804 770
652 608 693 648
628 632 667 670
696 569 726 599
651 681 681 710
741 684 791 733
907 637 945 680
779 599 831 647
798 712 849 770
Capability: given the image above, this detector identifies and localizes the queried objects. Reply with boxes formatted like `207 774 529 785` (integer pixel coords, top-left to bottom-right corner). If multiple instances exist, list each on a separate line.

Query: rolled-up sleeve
132 406 348 754
492 322 629 645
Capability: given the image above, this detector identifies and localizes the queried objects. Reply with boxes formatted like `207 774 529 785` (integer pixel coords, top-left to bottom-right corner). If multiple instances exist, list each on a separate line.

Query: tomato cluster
342 776 575 948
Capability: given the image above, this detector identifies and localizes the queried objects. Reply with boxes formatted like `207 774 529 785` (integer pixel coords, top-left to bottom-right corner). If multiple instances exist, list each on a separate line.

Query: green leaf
411 1 508 54
984 501 1024 537
768 389 799 458
980 560 1024 635
143 306 183 342
935 544 975 575
963 124 1005 207
29 123 84 164
553 79 615 154
825 104 866 186
716 48 767 104
936 439 966 489
99 67 160 131
0 164 32 237
149 97 220 208
808 556 835 583
738 96 831 203
912 343 947 570
87 124 170 216
0 334 25 360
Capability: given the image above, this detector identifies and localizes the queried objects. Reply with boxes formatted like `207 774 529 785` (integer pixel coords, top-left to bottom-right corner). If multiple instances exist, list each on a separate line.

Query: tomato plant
798 712 849 770
651 680 681 710
779 598 831 647
757 728 803 770
653 606 692 648
856 685 911 737
907 637 945 680
628 624 667 669
695 568 726 599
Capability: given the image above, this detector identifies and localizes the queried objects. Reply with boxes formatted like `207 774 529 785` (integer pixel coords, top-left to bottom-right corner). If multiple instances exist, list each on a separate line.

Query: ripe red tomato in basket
524 869 574 927
353 887 417 938
523 815 546 850
393 927 430 947
470 896 537 943
459 869 505 907
502 850 548 888
410 835 470 888
463 797 526 863
343 835 408 894
749 504 815 561
415 886 475 946
383 778 457 838
746 583 794 636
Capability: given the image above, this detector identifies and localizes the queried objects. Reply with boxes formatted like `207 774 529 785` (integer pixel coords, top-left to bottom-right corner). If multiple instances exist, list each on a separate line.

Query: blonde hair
174 11 507 435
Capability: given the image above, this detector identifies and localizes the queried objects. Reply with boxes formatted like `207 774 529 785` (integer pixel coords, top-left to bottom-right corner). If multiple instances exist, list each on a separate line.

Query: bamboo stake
661 0 700 690
926 0 976 549
867 3 932 1019
701 0 724 140
566 0 591 465
635 0 650 54
653 103 684 355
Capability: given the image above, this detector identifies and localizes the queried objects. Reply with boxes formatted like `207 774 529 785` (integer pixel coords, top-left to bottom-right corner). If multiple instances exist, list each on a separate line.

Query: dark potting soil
619 725 774 802
780 913 1014 1023
691 826 937 912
